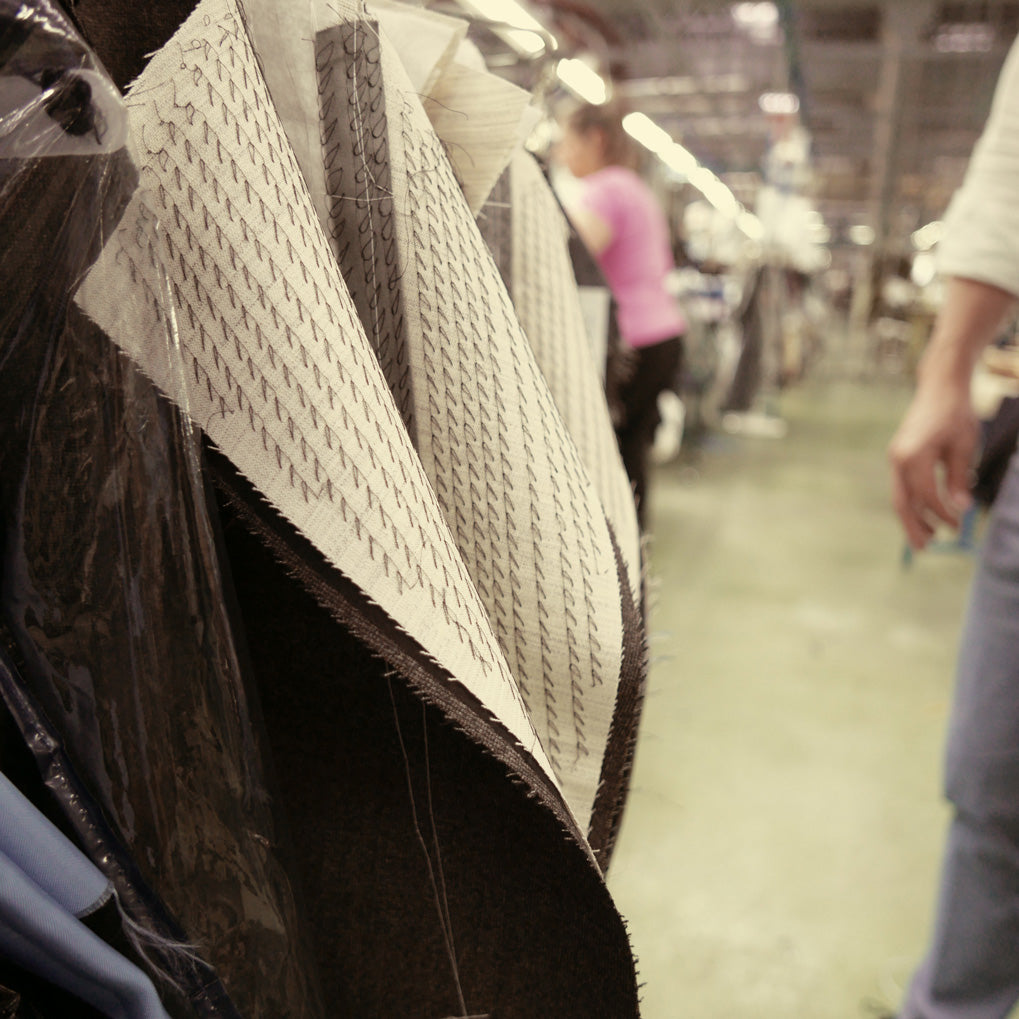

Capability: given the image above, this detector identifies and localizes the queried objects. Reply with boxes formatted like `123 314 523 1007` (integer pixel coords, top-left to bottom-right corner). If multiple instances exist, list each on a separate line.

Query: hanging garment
74 0 553 790
478 150 642 596
56 0 642 1012
476 147 646 860
0 773 169 1019
313 5 640 834
373 9 641 599
1 4 324 1016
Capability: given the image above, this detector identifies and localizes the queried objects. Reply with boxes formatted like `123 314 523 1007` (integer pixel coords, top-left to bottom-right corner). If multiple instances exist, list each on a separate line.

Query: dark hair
565 101 636 169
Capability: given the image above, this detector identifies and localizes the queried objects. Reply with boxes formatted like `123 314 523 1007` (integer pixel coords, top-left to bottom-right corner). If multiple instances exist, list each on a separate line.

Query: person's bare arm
889 276 1017 549
565 204 613 256
981 345 1019 379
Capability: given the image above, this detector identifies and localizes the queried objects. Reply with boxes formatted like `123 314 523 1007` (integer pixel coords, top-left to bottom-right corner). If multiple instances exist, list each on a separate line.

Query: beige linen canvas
314 14 631 829
75 0 557 792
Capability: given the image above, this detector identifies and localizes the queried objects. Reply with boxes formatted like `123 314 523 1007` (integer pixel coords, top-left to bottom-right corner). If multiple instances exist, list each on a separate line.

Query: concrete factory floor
609 375 984 1019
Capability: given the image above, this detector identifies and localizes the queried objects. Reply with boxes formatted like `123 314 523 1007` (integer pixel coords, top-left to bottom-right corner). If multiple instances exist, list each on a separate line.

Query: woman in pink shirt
559 102 686 529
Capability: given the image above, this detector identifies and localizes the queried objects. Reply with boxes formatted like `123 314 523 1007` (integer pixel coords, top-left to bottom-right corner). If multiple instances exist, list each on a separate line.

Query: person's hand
888 371 978 550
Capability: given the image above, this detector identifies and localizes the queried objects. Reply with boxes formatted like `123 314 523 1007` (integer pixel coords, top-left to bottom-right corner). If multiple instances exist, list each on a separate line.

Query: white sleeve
938 35 1019 296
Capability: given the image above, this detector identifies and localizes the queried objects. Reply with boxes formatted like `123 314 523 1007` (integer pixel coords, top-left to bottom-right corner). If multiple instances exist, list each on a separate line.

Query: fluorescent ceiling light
704 186 740 218
621 112 697 177
849 224 876 246
759 91 800 116
729 1 774 26
731 2 779 39
459 0 555 54
623 111 749 223
505 29 546 55
689 166 739 217
911 220 944 251
738 210 765 240
465 0 545 34
557 58 608 104
688 166 718 190
663 143 697 175
622 112 674 153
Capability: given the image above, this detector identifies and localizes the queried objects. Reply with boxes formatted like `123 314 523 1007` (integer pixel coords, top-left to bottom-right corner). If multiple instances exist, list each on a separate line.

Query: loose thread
422 698 459 1003
115 895 205 992
387 677 469 1017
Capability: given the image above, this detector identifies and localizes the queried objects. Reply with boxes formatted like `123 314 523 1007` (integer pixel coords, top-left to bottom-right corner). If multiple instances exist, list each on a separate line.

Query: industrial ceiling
442 0 1018 257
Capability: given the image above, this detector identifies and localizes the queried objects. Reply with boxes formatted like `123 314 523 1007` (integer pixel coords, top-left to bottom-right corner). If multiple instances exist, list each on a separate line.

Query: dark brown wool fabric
15 2 646 1013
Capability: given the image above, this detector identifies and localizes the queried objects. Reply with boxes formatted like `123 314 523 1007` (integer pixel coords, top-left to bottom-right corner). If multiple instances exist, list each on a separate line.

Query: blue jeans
902 452 1019 1019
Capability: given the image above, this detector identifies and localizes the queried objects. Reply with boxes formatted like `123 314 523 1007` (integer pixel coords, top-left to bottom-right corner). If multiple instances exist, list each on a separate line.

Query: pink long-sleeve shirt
579 165 687 348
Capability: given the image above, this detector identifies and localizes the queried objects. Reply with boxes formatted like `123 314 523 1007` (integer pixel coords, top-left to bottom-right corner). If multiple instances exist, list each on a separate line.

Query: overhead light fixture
732 2 778 27
689 166 740 217
738 210 765 240
464 0 544 33
911 220 944 251
622 112 674 153
504 29 546 55
688 166 718 190
731 2 780 41
849 224 876 246
557 58 608 105
662 142 697 176
623 111 755 230
459 0 556 55
759 91 800 116
705 187 740 218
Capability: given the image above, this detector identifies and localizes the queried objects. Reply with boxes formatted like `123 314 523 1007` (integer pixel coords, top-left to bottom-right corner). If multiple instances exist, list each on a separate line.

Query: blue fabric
0 775 169 1019
902 451 1019 1019
0 770 110 917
